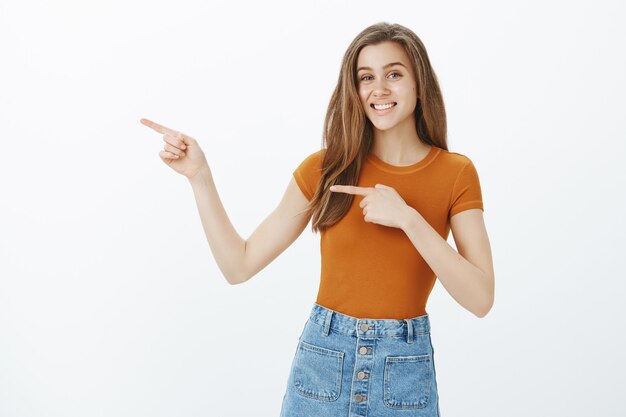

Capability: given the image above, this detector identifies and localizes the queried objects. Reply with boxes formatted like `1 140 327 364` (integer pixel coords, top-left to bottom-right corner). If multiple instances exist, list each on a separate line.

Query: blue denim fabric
280 302 440 417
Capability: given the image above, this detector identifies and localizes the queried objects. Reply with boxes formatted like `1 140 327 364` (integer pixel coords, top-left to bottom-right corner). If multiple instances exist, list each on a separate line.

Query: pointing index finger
330 185 371 196
140 118 180 137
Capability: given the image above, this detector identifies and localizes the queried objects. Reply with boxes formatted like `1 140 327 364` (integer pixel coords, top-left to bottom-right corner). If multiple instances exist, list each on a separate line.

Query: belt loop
405 318 414 344
322 309 333 336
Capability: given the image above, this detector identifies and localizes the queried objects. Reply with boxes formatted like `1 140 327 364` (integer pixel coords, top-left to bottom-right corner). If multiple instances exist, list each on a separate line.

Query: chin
370 113 411 131
370 120 398 131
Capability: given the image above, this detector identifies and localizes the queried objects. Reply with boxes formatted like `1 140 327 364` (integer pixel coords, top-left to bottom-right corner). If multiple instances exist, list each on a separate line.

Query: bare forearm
400 207 492 317
188 165 246 285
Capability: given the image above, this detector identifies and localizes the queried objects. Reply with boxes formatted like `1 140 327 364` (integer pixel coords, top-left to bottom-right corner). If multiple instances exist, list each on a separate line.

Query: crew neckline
366 145 441 174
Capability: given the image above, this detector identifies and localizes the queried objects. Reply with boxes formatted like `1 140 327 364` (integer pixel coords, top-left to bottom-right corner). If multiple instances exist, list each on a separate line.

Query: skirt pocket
293 339 344 402
383 353 432 409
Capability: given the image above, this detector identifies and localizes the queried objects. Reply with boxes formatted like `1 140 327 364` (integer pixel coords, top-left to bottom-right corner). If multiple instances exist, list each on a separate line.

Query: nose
372 78 391 96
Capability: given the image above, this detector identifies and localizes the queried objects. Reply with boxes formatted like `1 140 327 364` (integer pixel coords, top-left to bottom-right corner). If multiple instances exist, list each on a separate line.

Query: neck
369 118 431 165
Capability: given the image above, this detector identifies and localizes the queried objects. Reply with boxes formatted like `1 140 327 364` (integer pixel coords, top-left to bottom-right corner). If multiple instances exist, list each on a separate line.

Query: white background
1 0 625 416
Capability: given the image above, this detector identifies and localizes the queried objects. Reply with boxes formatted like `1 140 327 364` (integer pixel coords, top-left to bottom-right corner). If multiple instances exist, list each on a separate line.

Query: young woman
141 22 494 417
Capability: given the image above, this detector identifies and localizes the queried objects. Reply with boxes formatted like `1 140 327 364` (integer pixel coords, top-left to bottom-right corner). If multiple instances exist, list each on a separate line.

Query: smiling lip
371 102 397 114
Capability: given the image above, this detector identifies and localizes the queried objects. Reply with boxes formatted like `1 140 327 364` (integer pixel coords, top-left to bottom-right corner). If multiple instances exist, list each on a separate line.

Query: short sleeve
292 150 324 201
449 159 484 217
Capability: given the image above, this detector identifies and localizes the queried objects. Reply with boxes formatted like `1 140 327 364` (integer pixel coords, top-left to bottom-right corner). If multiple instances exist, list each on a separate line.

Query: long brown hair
306 22 449 233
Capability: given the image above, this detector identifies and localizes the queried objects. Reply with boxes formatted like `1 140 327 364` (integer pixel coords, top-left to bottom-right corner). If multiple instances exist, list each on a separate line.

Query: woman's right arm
141 117 312 285
188 167 312 285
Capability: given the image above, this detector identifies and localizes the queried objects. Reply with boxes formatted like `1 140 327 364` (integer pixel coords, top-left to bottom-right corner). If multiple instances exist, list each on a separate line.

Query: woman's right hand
140 118 209 180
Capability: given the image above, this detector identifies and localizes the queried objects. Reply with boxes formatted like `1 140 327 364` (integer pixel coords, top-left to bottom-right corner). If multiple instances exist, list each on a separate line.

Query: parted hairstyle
305 22 449 233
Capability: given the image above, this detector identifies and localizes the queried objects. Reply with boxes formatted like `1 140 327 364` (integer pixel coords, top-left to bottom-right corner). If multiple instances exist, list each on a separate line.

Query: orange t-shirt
292 145 484 319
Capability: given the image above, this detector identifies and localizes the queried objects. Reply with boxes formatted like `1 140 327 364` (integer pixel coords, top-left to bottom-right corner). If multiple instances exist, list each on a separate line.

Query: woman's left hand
329 183 414 229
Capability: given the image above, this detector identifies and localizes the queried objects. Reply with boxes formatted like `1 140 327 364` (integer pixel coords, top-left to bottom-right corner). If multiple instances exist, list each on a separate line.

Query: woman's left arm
329 183 495 318
401 207 495 318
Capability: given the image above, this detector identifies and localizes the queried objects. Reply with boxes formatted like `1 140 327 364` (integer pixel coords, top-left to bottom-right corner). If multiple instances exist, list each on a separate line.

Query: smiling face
356 41 418 132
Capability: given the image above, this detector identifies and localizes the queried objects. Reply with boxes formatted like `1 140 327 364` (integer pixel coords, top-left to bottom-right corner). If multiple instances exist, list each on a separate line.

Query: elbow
227 272 249 285
474 306 490 318
226 276 242 285
220 265 247 285
474 297 494 318
474 273 495 318
228 241 250 285
227 265 253 285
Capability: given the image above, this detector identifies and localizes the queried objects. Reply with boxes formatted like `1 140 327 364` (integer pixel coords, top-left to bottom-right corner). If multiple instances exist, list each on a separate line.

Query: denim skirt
279 302 440 417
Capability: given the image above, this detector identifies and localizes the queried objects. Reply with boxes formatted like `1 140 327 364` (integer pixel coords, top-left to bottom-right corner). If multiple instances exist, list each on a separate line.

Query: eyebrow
357 62 408 72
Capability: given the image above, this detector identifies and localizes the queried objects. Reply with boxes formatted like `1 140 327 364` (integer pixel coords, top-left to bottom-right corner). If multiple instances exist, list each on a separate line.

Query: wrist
188 165 212 186
400 205 421 232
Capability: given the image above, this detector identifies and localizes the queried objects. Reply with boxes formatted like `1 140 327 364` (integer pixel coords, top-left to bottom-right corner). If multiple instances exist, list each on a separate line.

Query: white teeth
373 102 396 110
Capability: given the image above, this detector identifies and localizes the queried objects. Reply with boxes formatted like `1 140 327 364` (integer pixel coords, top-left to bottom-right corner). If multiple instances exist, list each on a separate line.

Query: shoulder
432 148 483 190
292 148 326 201
304 148 326 161
295 148 326 170
436 147 475 170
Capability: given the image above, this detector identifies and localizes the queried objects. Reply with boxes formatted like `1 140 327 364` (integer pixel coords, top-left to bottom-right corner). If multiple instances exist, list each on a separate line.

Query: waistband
308 302 430 344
